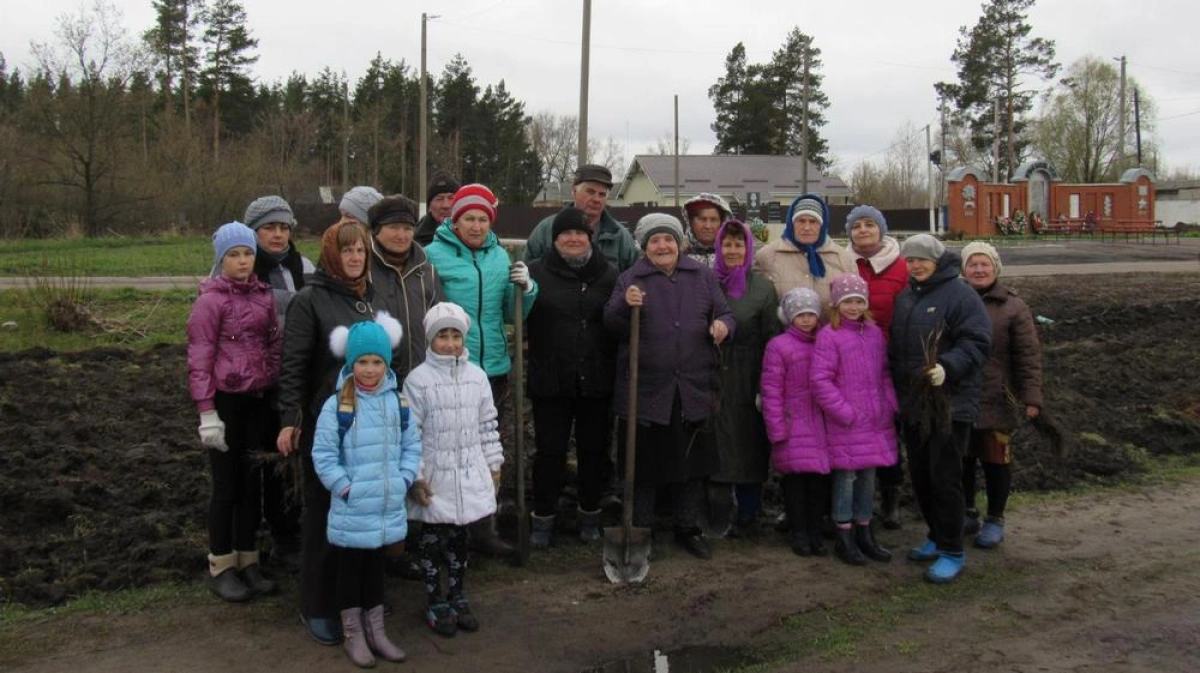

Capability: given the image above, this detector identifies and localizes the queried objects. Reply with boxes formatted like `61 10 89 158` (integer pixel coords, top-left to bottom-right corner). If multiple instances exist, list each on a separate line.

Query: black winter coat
889 251 992 424
526 248 619 399
369 242 444 383
278 271 377 443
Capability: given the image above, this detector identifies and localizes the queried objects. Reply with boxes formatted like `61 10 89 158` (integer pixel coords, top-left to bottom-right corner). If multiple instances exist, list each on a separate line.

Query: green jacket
425 221 537 377
523 208 639 272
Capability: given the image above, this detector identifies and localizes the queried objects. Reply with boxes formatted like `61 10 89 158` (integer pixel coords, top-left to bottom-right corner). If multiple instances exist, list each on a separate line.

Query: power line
1158 108 1200 121
1127 62 1200 77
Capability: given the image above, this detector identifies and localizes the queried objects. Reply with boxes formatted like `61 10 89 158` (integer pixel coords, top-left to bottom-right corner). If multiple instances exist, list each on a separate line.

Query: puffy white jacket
401 347 504 525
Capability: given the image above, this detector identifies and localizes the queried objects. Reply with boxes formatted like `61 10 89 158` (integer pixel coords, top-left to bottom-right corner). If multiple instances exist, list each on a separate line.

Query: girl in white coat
402 302 504 637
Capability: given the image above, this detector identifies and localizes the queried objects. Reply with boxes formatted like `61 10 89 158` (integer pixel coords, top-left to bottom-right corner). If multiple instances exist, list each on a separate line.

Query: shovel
603 304 651 583
513 286 530 566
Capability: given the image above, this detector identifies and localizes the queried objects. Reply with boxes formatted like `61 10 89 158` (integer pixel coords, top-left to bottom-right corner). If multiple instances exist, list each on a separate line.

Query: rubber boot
833 526 866 566
925 552 966 584
208 552 252 603
907 538 939 562
530 513 555 550
879 486 902 530
340 608 376 668
236 550 278 596
853 522 893 562
963 508 981 536
468 515 515 557
577 508 603 543
362 605 406 663
974 517 1006 549
787 531 811 557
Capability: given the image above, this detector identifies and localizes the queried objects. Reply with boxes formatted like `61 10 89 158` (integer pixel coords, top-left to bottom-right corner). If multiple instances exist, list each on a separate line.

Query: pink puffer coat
187 275 281 412
760 325 829 475
811 320 898 470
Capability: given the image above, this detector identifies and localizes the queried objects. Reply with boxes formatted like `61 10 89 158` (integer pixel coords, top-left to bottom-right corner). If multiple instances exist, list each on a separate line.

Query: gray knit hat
243 195 295 231
634 213 685 250
778 286 823 325
900 233 946 261
340 186 384 225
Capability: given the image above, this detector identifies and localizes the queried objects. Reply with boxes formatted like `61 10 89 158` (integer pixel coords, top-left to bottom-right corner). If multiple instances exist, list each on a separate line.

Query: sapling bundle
910 322 952 443
1007 389 1067 459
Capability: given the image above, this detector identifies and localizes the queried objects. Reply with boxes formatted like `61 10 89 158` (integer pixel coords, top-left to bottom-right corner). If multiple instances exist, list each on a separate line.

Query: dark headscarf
319 221 371 299
714 219 754 299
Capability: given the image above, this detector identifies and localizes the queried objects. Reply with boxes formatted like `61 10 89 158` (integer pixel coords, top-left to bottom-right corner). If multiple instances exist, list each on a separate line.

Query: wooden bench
1097 219 1179 244
1038 219 1094 238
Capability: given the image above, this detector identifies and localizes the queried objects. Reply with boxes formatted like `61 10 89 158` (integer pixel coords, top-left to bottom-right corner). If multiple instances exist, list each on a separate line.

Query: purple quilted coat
187 275 281 413
811 319 898 470
760 325 829 475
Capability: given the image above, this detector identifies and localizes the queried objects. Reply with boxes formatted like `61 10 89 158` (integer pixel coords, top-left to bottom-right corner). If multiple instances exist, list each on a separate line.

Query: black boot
963 508 981 536
788 531 812 557
468 515 515 557
879 486 902 530
833 526 866 566
674 527 713 560
853 522 893 562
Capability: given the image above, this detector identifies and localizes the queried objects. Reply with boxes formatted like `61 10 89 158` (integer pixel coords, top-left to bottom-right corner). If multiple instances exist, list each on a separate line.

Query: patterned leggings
417 523 469 605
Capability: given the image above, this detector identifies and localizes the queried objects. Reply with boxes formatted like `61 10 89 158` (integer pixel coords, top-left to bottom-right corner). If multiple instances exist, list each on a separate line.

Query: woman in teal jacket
423 183 536 557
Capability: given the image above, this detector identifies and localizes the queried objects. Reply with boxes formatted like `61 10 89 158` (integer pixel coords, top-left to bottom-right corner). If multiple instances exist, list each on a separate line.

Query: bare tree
647 132 692 156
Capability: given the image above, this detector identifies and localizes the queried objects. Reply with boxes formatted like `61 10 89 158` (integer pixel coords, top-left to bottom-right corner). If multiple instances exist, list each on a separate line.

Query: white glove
509 261 531 292
755 394 762 412
199 411 228 452
927 364 946 387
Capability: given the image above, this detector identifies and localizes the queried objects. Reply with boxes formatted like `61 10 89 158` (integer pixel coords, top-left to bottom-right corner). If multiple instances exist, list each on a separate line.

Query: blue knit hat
330 312 403 370
845 205 887 234
212 221 256 266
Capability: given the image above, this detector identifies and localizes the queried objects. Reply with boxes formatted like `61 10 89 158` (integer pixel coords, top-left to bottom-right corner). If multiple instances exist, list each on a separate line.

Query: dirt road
4 478 1198 673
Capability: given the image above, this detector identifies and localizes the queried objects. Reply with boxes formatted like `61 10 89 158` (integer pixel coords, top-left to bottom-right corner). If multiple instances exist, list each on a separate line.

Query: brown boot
208 552 252 603
236 550 278 596
468 516 515 557
340 608 376 668
363 605 406 662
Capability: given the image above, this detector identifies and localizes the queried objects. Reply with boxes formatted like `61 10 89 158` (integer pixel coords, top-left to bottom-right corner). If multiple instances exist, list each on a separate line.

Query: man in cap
415 171 461 247
524 164 639 272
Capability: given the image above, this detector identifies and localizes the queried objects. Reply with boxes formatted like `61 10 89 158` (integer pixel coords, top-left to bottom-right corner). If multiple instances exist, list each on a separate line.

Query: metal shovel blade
602 525 651 584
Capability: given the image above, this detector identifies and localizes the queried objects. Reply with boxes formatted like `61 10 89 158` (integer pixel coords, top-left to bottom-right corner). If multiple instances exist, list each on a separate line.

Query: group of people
186 163 1043 667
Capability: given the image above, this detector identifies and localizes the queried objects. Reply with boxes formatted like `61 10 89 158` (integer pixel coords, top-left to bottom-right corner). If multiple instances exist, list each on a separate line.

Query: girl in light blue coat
313 312 421 668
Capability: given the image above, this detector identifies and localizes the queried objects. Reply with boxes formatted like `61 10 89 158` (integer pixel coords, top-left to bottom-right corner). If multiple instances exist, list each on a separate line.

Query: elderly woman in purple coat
603 213 736 561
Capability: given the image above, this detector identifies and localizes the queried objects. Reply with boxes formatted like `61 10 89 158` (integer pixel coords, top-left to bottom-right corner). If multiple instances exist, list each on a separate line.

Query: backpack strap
337 390 410 447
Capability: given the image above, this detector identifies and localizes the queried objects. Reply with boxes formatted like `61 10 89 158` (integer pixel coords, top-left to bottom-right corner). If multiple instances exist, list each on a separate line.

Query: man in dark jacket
889 234 991 584
524 164 639 272
525 208 619 548
243 195 314 569
414 171 460 247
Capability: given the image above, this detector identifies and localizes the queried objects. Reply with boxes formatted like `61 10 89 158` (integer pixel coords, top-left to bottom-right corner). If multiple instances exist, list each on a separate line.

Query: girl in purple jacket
760 287 830 557
187 222 282 603
812 274 898 566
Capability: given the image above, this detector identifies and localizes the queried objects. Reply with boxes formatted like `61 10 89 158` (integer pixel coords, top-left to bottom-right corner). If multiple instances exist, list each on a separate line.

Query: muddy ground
2 270 1200 672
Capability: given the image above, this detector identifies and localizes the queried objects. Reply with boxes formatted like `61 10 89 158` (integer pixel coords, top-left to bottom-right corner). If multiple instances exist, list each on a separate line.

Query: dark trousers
300 427 337 619
209 391 268 554
417 523 470 604
782 472 827 539
260 409 301 544
963 458 1012 519
632 480 704 531
333 546 385 611
531 395 612 515
905 421 971 554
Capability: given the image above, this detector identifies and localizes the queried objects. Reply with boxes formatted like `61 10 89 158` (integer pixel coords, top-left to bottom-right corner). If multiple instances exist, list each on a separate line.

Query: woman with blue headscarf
753 193 855 307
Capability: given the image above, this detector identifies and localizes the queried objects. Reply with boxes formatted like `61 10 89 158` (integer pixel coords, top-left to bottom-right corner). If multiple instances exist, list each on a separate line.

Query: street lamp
420 13 440 217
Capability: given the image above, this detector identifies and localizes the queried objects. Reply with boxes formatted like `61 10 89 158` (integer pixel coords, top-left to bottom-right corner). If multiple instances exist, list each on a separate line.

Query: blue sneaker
302 614 343 645
906 538 939 562
925 552 966 584
974 518 1005 549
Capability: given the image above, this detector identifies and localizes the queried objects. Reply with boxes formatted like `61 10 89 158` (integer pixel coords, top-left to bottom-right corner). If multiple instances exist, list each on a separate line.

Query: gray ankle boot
530 513 555 549
363 604 406 662
577 508 603 542
339 608 376 668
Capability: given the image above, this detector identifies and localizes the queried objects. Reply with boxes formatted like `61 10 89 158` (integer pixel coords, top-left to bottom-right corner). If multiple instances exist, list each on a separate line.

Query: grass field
0 287 195 351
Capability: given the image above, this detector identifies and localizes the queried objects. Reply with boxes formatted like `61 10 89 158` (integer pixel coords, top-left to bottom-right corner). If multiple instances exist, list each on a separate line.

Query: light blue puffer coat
312 368 422 549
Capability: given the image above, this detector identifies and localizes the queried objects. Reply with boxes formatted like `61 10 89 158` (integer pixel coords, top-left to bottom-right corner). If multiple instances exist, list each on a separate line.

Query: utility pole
1116 55 1127 168
578 0 592 166
420 13 439 215
342 78 350 193
926 124 935 233
673 94 680 209
940 98 949 228
799 39 810 191
992 96 1001 183
1133 85 1143 166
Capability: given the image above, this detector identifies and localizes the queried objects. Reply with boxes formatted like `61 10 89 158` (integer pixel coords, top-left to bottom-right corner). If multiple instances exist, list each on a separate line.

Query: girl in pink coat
760 287 829 557
187 222 282 603
812 274 898 566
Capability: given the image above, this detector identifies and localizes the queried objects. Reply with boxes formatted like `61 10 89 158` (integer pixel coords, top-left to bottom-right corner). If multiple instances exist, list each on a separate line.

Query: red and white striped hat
450 183 497 223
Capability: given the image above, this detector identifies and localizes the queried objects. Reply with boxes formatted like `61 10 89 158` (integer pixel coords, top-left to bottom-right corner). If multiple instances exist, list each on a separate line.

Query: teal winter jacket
424 221 537 377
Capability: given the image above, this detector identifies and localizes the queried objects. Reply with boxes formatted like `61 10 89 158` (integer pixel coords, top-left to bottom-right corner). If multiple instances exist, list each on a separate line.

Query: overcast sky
4 0 1199 177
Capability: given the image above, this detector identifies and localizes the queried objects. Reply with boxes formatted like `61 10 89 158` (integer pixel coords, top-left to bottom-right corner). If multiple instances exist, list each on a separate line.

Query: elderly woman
753 192 855 306
604 213 736 560
424 183 538 557
889 234 991 584
682 192 733 267
525 207 619 548
845 205 910 529
959 242 1042 549
275 221 378 645
708 219 779 537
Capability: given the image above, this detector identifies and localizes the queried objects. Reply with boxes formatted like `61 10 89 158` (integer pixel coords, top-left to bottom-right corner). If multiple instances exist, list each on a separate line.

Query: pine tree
143 0 200 133
200 0 258 161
